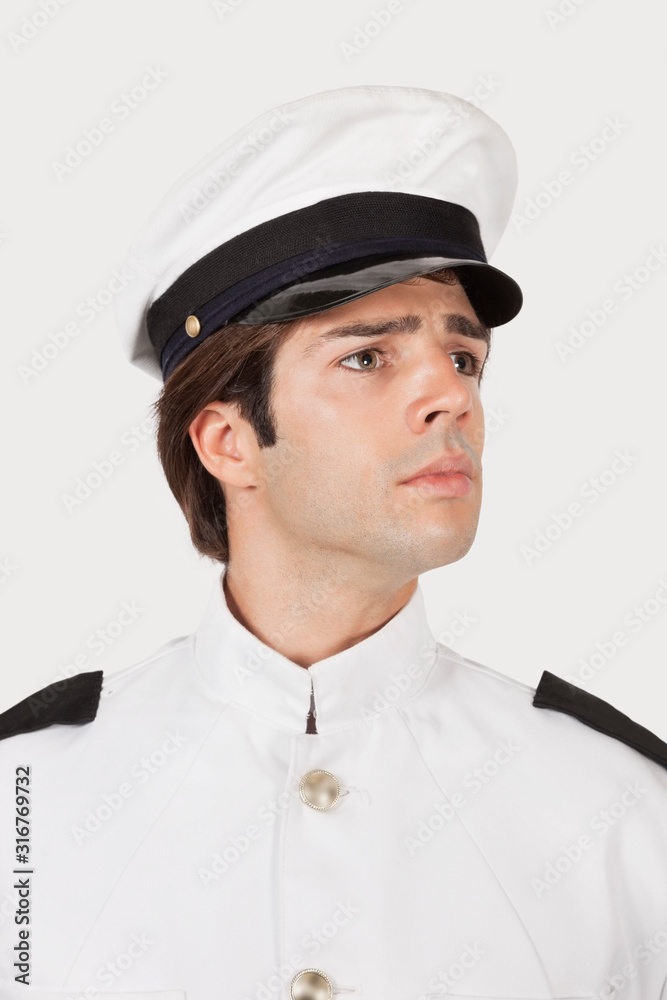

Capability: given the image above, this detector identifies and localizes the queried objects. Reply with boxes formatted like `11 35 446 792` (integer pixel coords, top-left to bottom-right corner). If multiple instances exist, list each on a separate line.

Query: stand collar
192 570 438 735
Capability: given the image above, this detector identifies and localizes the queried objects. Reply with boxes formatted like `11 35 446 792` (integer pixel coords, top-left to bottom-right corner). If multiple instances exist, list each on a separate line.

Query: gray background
1 0 665 735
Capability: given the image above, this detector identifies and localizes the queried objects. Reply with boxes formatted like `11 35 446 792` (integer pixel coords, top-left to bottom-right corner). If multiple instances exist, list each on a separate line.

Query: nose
403 340 477 433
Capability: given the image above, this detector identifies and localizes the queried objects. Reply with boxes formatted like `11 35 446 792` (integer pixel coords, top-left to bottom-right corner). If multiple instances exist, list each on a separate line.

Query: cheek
274 385 383 494
276 372 364 449
266 383 335 484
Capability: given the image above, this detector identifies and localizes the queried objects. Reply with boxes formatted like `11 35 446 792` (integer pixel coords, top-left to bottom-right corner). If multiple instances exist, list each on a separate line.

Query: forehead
284 276 490 357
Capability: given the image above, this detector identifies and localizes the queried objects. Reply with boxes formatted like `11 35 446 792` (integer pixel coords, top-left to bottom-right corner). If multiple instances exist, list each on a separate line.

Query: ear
188 401 259 489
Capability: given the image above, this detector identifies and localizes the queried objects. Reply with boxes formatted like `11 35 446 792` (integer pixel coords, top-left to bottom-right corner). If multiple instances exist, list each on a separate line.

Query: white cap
114 84 522 382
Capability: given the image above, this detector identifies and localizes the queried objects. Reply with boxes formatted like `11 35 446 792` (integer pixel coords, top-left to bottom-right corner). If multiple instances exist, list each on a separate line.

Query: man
1 85 666 1000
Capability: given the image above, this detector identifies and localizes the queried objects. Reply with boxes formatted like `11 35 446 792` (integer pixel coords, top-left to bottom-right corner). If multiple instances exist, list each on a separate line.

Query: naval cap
114 84 523 382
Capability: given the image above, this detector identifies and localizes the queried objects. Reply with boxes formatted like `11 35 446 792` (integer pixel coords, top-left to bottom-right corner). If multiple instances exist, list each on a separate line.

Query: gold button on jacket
290 968 333 1000
299 769 340 810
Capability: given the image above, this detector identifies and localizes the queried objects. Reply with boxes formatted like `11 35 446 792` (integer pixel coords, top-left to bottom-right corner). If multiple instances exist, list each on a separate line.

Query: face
241 276 489 582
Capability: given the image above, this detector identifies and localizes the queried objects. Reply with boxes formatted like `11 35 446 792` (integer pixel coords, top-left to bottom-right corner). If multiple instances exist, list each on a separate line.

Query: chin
422 527 478 570
393 536 476 578
420 547 472 574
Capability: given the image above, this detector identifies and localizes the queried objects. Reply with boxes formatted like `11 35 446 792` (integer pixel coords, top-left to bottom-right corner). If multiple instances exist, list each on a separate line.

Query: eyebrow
303 312 491 357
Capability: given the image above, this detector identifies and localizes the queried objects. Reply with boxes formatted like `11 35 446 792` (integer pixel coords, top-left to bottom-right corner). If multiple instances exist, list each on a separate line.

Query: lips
400 451 476 484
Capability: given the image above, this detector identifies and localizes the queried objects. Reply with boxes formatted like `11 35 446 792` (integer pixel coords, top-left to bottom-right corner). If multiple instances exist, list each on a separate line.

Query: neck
223 547 418 668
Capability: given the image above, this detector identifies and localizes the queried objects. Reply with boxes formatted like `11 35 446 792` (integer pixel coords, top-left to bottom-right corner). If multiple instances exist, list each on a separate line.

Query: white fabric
113 84 519 381
2 571 667 999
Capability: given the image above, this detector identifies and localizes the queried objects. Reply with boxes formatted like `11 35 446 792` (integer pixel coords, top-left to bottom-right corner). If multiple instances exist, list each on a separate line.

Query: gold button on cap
185 314 201 337
299 769 340 811
290 968 333 1000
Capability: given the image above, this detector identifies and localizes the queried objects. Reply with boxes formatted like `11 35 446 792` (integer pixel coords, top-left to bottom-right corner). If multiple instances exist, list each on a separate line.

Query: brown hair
151 268 483 565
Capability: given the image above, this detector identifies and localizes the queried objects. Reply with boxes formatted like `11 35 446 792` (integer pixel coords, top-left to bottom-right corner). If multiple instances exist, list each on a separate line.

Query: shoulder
435 642 667 777
531 668 667 773
430 645 667 915
0 669 103 743
0 632 195 747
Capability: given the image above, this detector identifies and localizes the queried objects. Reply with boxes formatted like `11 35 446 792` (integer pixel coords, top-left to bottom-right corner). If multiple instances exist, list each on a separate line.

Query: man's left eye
451 351 483 377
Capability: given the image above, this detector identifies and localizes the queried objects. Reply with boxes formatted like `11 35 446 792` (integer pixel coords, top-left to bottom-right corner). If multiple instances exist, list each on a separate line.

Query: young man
1 86 666 1000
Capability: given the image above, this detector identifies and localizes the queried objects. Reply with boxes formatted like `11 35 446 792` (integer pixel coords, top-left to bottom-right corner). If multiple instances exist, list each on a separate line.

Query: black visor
230 253 522 329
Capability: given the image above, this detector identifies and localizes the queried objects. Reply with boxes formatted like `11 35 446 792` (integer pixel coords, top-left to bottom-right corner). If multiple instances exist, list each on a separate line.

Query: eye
337 348 388 371
450 350 484 378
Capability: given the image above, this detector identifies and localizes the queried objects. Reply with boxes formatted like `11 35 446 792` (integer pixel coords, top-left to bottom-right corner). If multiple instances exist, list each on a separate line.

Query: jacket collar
193 569 438 735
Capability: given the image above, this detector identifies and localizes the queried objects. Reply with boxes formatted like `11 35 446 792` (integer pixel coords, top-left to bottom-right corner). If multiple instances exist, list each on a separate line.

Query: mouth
400 471 473 497
399 452 476 497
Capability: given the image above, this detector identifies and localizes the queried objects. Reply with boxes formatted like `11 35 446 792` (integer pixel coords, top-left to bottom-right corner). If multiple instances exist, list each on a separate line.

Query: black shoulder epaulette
0 671 103 743
533 670 667 771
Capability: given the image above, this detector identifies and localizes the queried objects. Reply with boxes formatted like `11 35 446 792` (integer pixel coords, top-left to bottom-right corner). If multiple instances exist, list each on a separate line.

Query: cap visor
232 254 522 328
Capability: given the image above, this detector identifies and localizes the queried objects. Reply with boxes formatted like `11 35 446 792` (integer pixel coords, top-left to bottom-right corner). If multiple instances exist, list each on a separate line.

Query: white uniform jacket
1 571 667 1000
